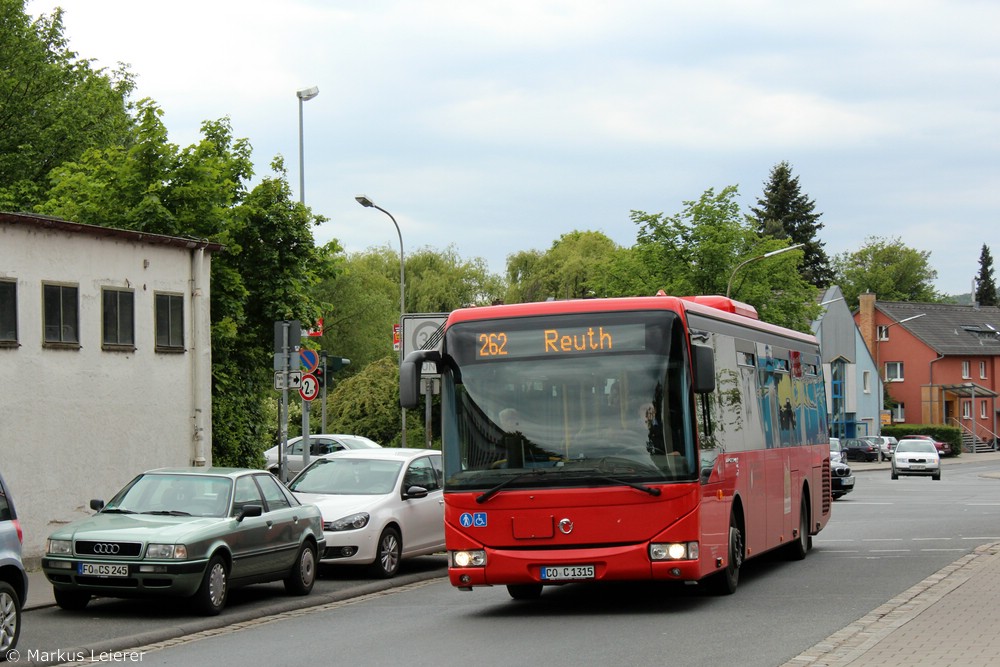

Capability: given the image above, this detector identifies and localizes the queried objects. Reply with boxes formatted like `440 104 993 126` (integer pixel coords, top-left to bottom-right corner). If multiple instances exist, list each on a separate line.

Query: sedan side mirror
236 504 264 522
90 499 105 512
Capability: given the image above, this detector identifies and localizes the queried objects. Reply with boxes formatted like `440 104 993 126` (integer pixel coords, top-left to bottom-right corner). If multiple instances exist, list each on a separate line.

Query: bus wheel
709 514 743 595
507 584 543 600
786 496 811 561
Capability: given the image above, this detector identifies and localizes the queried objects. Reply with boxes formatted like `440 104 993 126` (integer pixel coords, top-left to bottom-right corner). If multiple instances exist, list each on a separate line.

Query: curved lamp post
296 86 319 204
726 243 805 298
355 195 407 446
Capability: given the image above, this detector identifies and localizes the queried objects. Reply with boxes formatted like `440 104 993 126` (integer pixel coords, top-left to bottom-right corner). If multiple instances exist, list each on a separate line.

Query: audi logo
92 543 121 555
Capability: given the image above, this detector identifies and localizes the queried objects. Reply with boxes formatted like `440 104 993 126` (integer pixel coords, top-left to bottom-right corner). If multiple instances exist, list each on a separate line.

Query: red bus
400 294 831 599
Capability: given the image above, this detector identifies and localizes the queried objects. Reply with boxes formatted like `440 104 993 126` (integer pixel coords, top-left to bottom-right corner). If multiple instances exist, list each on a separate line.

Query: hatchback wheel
370 527 402 578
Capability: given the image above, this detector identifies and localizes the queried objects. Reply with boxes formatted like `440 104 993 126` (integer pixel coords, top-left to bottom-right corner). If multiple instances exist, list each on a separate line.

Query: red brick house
855 293 1000 450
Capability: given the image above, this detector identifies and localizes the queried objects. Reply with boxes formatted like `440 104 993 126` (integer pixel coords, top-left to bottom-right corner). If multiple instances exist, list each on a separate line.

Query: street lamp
876 313 926 378
296 86 319 204
726 243 805 298
355 195 407 446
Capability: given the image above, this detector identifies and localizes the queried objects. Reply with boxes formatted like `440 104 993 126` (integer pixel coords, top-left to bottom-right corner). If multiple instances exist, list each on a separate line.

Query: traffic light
328 357 351 372
313 367 326 388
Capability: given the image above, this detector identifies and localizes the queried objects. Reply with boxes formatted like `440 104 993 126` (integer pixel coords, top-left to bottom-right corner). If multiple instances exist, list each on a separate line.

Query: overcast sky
26 0 1000 296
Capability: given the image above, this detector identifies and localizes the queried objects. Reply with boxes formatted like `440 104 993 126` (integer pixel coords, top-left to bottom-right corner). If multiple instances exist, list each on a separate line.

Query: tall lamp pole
296 86 319 204
726 243 805 298
355 195 407 446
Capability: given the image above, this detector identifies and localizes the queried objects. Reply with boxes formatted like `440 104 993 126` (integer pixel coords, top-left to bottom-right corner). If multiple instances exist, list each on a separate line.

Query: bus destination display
476 323 646 359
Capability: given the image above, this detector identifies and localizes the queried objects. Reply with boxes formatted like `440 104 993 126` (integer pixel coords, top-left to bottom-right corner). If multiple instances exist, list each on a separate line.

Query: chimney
858 292 877 361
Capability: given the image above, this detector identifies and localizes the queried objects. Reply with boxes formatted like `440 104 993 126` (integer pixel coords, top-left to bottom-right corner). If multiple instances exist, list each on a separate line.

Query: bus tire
507 584 543 600
786 495 811 561
709 513 743 595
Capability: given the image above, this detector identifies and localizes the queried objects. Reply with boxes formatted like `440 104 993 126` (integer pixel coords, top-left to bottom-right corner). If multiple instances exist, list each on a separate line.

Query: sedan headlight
47 538 72 555
325 512 370 532
146 543 188 559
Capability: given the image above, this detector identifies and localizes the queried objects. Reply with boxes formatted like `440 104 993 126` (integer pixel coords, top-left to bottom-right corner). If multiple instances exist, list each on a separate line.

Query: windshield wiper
476 470 548 504
583 474 661 496
142 510 192 516
99 507 137 514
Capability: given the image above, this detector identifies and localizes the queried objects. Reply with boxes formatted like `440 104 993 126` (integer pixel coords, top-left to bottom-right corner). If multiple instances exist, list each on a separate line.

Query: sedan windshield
104 474 233 518
289 459 403 495
896 441 937 454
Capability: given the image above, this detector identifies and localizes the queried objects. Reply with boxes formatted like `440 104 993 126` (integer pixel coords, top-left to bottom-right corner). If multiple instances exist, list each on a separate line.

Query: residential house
855 293 1000 450
0 212 220 559
812 286 883 438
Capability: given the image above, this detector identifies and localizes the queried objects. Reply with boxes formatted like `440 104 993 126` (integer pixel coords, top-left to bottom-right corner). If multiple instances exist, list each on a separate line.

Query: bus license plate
79 562 129 577
540 565 594 580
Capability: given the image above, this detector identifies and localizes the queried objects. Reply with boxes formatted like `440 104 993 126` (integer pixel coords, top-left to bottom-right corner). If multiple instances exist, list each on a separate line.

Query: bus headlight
451 550 487 568
650 541 698 561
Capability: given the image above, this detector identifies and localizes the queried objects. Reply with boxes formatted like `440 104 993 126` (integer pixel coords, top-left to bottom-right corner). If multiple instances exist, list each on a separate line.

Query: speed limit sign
299 373 320 401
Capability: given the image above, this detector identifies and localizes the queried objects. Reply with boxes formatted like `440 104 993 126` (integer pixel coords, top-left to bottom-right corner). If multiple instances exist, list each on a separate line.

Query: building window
963 400 972 420
981 361 987 379
981 400 988 419
885 361 904 382
877 325 890 341
102 288 135 349
892 403 905 422
0 280 16 345
962 361 970 379
155 292 185 350
43 283 79 345
862 370 872 394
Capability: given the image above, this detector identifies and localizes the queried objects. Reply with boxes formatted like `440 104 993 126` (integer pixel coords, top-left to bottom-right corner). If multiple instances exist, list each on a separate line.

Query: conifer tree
975 244 998 306
750 161 833 288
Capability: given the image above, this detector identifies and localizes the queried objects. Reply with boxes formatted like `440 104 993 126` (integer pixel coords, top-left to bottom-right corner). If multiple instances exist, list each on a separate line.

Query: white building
0 212 220 560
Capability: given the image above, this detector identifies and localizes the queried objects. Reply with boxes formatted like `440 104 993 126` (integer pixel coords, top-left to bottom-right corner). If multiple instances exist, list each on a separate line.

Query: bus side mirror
400 350 440 409
692 344 715 394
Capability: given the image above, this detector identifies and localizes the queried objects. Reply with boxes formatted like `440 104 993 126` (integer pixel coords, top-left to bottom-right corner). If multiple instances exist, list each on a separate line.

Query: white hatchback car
264 434 382 478
288 448 445 578
891 438 941 480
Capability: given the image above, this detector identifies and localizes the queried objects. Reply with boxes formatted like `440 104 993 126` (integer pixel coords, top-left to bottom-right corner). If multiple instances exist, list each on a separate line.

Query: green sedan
42 468 325 615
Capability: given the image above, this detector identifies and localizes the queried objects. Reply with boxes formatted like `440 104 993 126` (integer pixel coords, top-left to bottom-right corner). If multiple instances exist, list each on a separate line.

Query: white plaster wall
0 222 214 560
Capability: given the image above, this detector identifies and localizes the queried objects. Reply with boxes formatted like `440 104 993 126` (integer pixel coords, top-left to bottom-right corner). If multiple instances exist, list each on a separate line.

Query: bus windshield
443 311 697 491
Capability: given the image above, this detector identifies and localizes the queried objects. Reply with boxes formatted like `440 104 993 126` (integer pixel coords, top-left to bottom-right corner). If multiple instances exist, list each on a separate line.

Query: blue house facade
812 286 884 438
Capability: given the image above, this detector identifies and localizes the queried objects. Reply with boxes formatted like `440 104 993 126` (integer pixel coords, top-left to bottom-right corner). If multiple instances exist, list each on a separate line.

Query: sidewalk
784 449 1000 666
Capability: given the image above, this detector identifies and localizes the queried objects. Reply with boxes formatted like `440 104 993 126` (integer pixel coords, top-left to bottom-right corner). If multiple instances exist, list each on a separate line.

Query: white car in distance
891 438 941 481
264 434 382 477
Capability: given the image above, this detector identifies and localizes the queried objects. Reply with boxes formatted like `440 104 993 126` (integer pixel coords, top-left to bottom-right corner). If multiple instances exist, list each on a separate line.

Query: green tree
975 244 997 307
406 245 503 311
504 230 626 303
749 161 833 288
633 186 819 331
325 356 424 447
37 102 332 466
0 0 135 211
832 236 941 307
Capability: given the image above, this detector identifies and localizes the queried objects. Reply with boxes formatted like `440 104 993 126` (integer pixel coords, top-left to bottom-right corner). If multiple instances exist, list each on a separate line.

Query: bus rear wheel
786 495 811 561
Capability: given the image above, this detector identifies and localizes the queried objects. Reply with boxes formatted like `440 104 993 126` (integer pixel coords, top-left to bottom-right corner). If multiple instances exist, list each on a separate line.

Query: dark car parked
909 434 952 457
1 471 28 658
831 459 855 499
842 437 878 462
